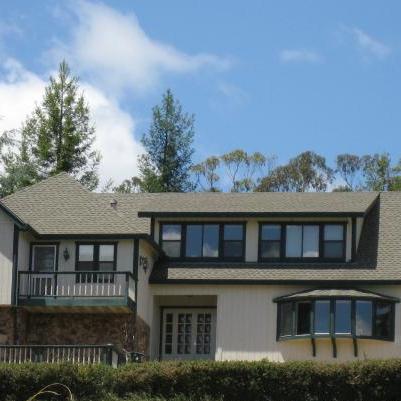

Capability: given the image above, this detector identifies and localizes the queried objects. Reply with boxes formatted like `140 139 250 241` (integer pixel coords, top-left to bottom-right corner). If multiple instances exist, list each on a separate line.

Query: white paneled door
162 308 216 360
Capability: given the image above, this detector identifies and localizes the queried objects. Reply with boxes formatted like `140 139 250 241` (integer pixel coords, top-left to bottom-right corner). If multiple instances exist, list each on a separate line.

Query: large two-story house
0 172 400 363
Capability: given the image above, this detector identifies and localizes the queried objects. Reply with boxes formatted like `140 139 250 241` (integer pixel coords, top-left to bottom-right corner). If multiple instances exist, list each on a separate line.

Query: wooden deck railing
17 271 136 302
0 344 120 367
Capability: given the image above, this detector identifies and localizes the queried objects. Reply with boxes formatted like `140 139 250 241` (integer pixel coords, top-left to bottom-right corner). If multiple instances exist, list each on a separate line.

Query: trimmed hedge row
2 359 401 401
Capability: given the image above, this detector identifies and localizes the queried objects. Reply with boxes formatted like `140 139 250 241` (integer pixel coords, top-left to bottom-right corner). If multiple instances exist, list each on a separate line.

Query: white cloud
279 49 322 63
346 27 391 60
50 1 230 94
0 58 143 186
217 82 249 106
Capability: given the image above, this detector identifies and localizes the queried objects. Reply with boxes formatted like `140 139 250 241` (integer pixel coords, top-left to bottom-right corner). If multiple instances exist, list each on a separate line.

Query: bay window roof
274 288 399 303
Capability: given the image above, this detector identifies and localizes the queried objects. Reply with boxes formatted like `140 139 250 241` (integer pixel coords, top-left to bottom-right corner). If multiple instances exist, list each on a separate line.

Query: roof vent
110 199 118 210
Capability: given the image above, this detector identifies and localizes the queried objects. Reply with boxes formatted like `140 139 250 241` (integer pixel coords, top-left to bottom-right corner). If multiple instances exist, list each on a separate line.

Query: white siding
150 284 401 362
0 211 15 305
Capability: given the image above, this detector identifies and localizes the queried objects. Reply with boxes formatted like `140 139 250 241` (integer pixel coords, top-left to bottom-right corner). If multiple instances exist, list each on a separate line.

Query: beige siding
150 284 401 362
0 212 15 305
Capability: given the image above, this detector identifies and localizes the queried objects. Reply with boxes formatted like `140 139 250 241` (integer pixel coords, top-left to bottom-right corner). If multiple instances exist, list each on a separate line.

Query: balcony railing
17 271 136 309
0 344 120 367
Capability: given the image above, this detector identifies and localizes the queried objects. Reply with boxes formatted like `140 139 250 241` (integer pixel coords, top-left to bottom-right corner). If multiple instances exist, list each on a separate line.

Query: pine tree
0 61 100 195
138 89 195 192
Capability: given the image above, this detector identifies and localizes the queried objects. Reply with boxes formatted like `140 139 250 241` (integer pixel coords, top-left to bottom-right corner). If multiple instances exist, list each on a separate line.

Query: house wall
0 211 16 305
150 284 401 362
154 216 357 263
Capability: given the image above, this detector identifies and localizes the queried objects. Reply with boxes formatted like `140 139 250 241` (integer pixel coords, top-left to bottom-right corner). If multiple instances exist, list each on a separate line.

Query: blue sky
0 0 400 185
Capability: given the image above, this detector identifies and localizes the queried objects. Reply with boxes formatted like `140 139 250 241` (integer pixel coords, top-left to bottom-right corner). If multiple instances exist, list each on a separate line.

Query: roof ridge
2 172 88 201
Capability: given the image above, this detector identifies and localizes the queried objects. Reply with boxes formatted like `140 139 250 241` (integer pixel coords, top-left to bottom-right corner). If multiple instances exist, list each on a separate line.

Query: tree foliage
136 89 195 192
0 61 100 196
256 151 333 192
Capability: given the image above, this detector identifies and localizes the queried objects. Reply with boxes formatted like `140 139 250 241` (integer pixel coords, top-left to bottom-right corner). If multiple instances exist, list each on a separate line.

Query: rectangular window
223 224 244 259
285 225 319 258
356 301 373 336
296 302 312 335
375 302 392 339
260 224 281 259
185 224 219 258
323 225 344 259
314 300 330 334
76 243 116 272
161 224 182 258
335 300 351 334
279 302 293 337
32 245 57 272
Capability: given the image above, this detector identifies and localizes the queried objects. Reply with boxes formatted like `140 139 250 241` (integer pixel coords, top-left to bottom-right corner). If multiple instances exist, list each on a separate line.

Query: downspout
11 225 19 344
133 238 139 351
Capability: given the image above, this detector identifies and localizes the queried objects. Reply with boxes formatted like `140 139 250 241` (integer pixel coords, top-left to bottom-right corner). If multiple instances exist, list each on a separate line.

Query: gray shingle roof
136 192 378 216
273 288 399 302
149 192 401 283
1 173 145 235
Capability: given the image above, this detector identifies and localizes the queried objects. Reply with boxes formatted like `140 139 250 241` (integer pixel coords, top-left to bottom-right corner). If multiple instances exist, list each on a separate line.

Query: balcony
17 271 136 312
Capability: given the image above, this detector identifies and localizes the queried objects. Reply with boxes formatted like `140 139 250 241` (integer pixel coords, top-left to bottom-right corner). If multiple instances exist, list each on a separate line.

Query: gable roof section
149 192 401 283
136 192 378 217
1 173 147 236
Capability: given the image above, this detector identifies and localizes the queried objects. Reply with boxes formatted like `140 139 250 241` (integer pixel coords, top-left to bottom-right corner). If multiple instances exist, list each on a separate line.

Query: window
259 223 346 261
323 225 344 259
277 298 394 341
76 243 116 272
296 302 311 335
286 225 319 258
223 224 244 259
161 225 182 258
32 245 57 272
314 300 330 334
356 301 372 336
185 224 219 258
260 225 281 259
160 223 245 261
335 300 351 334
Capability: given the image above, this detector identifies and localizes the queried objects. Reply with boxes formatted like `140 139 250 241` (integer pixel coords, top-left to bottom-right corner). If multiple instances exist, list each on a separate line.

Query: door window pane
33 246 56 272
302 226 319 257
223 225 243 240
279 302 293 337
286 225 302 257
186 225 202 257
335 300 351 334
203 225 219 257
99 245 114 261
314 300 330 334
375 302 392 338
324 225 343 241
296 302 311 335
356 301 373 336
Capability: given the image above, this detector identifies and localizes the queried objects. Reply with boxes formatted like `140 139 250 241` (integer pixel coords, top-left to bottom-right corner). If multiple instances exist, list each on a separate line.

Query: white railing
0 345 120 367
17 271 135 302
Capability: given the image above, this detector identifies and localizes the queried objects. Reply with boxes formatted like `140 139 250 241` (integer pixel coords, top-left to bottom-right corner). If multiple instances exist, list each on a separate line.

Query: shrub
2 359 401 401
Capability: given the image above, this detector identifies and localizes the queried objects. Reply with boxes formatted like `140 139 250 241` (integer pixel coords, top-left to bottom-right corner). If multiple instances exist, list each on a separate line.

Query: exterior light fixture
63 248 70 261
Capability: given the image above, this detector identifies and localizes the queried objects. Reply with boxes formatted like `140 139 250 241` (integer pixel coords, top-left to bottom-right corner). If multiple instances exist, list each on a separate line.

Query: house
0 172 401 363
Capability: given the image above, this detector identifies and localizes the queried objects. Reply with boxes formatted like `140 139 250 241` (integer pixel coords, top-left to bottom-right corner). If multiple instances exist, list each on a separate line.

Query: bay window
260 223 346 261
276 297 395 341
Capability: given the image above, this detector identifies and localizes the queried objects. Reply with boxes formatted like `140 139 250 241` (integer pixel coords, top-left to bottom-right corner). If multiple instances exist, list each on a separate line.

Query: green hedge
2 359 401 401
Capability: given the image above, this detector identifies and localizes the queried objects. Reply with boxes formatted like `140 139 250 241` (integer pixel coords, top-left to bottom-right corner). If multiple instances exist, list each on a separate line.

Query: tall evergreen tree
137 89 195 192
0 61 100 196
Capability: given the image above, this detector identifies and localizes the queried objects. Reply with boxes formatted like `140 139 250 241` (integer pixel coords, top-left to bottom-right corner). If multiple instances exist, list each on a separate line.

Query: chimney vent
110 199 118 209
